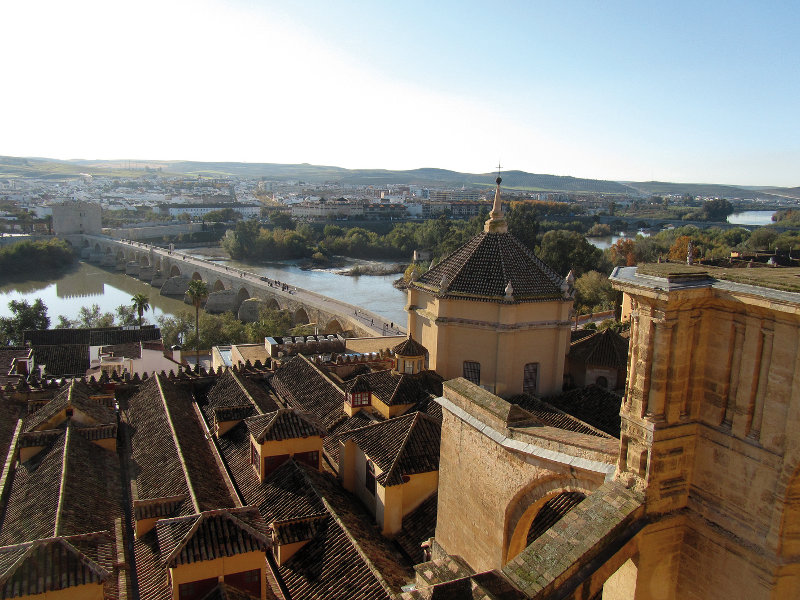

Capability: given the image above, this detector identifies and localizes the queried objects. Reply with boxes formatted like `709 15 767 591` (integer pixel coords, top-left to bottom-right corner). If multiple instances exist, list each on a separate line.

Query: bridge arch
169 265 182 278
212 279 226 292
191 271 203 281
139 253 150 267
504 476 598 563
94 243 101 253
294 307 310 325
82 239 90 248
236 287 250 309
266 298 281 312
323 319 344 334
104 246 112 255
116 250 125 263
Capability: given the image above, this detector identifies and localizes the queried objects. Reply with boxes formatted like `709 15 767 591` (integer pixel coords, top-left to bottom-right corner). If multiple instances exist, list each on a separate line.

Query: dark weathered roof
271 513 327 545
23 380 115 432
206 369 278 417
24 325 161 347
411 232 566 302
392 337 428 358
156 507 269 568
0 425 122 545
31 345 89 378
199 583 265 600
356 370 432 407
342 412 441 487
216 423 407 600
271 355 346 430
395 493 437 564
569 328 629 370
245 409 326 444
127 375 235 514
324 411 375 466
0 533 114 599
0 400 23 481
0 347 31 389
508 394 613 439
545 385 623 438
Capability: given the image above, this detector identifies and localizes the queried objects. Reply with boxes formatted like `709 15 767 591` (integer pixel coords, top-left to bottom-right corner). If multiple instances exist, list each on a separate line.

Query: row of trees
0 239 75 281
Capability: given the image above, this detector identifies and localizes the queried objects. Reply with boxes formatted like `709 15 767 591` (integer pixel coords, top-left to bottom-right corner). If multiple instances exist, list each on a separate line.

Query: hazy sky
2 1 798 185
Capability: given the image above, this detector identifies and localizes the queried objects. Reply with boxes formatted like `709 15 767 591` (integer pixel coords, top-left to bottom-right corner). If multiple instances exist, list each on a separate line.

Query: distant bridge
70 235 403 338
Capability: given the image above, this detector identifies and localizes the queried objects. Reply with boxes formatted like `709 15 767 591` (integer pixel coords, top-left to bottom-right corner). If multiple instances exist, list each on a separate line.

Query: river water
726 210 776 226
0 257 408 326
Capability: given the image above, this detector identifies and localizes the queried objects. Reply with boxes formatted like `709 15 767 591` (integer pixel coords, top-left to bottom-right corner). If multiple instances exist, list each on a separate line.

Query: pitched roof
271 513 327 545
205 369 279 417
507 394 613 439
216 424 407 600
31 345 89 378
126 375 235 514
270 355 346 430
411 231 566 303
545 385 624 438
245 409 326 444
350 370 433 407
395 493 437 564
23 380 115 432
569 328 629 369
155 507 269 568
342 412 441 486
0 426 122 545
0 533 114 599
392 337 428 358
0 347 31 389
24 325 161 347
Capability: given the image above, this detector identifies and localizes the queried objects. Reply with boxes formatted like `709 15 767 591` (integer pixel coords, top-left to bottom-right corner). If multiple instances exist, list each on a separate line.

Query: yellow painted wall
252 434 322 481
407 287 571 397
170 552 265 600
400 471 438 517
274 539 310 566
371 395 415 420
20 583 104 600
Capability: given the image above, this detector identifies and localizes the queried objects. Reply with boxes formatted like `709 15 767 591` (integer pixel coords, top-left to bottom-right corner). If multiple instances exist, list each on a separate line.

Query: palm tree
186 280 208 360
130 293 150 327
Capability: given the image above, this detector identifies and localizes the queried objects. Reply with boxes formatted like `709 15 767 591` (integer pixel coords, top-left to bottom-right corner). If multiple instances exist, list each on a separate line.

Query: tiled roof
245 409 326 444
395 493 437 564
0 400 23 481
23 380 116 432
0 533 114 599
206 370 278 418
392 337 428 357
342 412 441 486
199 583 264 600
156 507 269 568
0 347 30 389
216 424 407 599
24 325 161 347
569 328 629 369
507 395 613 439
271 513 327 545
356 370 432 407
99 342 142 360
324 411 376 466
545 385 623 438
411 232 566 302
270 356 346 430
0 425 122 545
31 345 89 378
127 375 235 514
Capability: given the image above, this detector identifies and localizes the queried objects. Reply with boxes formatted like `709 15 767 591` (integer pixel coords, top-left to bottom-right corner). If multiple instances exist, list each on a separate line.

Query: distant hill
0 155 794 199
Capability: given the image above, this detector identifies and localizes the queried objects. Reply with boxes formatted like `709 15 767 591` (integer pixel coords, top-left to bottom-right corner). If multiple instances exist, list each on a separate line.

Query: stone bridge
71 235 402 337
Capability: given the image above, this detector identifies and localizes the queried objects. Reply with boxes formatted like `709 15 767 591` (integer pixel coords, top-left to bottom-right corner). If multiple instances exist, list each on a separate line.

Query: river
0 257 408 326
726 210 776 226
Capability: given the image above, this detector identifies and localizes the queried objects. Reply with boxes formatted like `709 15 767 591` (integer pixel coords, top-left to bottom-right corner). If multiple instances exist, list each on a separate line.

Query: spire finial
485 162 508 233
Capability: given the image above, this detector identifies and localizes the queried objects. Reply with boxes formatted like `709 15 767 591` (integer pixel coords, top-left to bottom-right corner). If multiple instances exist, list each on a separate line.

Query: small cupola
391 335 428 375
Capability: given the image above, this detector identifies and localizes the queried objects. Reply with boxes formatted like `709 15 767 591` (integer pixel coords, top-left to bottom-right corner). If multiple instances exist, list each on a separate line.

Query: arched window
523 363 539 396
463 361 481 385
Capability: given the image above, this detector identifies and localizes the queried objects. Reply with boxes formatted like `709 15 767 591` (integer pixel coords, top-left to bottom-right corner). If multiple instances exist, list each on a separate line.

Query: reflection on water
201 256 409 326
588 231 650 250
0 262 190 323
0 257 409 326
727 210 776 226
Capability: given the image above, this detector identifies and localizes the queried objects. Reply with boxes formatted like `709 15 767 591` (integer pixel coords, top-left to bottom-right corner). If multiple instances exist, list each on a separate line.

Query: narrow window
404 360 415 374
365 459 376 495
523 363 539 396
463 361 481 385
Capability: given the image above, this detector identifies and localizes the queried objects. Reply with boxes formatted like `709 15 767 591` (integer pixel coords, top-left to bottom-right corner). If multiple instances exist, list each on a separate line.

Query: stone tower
405 177 573 397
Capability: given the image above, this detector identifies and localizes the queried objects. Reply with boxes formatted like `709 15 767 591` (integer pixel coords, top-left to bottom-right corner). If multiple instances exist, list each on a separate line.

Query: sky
1 0 798 186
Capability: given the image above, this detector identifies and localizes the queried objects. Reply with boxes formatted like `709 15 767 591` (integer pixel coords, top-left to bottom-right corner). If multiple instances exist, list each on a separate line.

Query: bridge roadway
76 235 404 338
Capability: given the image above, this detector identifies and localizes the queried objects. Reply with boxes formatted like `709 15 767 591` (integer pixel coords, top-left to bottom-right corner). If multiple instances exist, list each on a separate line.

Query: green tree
506 203 540 252
76 304 115 328
115 305 139 327
537 230 608 277
270 212 294 229
702 198 734 221
186 280 209 357
0 299 49 345
574 271 616 313
130 293 151 326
